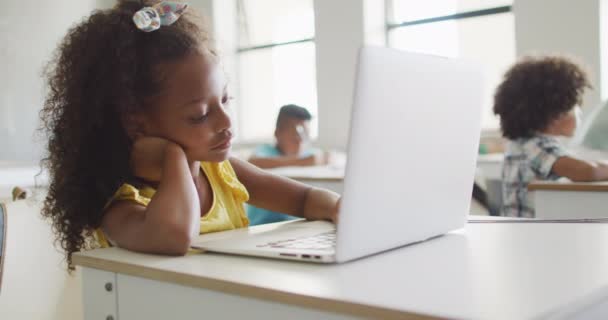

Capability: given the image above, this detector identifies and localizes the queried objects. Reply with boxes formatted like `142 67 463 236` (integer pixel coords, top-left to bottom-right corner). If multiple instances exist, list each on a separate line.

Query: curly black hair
493 56 592 139
39 0 212 271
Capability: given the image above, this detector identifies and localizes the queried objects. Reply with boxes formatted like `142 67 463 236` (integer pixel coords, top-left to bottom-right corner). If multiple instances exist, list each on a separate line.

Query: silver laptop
192 46 484 263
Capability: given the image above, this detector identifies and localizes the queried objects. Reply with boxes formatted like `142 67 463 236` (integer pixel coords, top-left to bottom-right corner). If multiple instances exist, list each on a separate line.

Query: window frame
385 2 513 135
386 4 512 34
233 0 317 144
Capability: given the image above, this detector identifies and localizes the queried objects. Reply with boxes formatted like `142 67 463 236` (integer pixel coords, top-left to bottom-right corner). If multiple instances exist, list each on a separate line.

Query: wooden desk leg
82 268 118 320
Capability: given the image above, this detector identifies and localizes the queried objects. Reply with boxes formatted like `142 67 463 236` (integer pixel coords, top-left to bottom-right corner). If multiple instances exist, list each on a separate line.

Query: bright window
235 0 318 141
387 1 515 129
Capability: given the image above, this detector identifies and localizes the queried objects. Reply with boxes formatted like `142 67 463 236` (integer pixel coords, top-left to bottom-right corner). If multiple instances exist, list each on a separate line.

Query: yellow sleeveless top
95 161 249 247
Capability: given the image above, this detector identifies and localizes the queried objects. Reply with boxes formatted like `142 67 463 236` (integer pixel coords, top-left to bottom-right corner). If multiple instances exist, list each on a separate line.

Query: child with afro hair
494 56 608 217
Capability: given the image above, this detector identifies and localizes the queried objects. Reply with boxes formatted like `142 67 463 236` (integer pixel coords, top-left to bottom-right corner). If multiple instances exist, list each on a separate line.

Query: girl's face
139 52 233 162
546 106 581 137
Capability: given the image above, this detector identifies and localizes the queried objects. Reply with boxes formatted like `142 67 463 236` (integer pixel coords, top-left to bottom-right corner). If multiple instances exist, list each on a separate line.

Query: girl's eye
222 95 234 105
189 114 208 123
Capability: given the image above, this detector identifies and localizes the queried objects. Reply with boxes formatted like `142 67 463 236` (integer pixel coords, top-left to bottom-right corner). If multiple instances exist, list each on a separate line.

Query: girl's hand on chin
131 136 183 182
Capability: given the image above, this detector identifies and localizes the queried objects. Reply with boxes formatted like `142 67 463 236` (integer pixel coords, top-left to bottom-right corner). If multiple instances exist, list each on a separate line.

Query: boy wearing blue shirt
248 104 328 225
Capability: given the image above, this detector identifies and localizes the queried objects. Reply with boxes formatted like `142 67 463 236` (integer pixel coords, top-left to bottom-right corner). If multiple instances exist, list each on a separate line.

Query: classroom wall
313 0 385 151
0 0 112 163
312 0 364 151
514 0 604 111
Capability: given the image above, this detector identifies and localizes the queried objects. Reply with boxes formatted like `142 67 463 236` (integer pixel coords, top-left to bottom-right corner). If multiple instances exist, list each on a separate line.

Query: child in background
248 104 328 169
493 56 608 217
247 104 329 225
40 0 339 270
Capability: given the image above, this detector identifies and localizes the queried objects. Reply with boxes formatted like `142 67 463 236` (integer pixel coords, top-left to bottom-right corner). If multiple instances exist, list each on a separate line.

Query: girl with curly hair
493 56 608 217
40 0 340 270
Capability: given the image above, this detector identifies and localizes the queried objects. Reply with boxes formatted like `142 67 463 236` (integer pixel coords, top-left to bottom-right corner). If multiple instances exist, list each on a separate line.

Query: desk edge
73 254 439 320
528 183 608 192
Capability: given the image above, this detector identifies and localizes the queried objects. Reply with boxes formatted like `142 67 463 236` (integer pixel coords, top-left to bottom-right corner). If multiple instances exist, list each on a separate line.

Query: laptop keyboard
256 230 336 251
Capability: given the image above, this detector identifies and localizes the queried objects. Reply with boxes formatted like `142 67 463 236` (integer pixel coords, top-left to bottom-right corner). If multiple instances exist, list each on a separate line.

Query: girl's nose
215 104 232 132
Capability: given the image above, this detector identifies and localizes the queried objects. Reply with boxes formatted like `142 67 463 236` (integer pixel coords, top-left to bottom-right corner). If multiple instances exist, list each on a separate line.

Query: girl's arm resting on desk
231 157 340 222
552 156 608 181
101 143 200 255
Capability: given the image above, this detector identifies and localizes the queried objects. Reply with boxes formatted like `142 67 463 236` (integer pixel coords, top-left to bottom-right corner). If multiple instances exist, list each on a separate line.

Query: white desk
74 222 608 320
529 181 608 219
265 154 504 197
266 165 345 193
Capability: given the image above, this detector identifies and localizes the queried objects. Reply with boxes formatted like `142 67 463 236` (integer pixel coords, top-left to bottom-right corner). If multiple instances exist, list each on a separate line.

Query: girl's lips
211 139 231 150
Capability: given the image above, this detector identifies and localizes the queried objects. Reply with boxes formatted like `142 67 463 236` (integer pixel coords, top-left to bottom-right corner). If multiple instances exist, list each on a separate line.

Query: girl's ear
122 113 148 139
